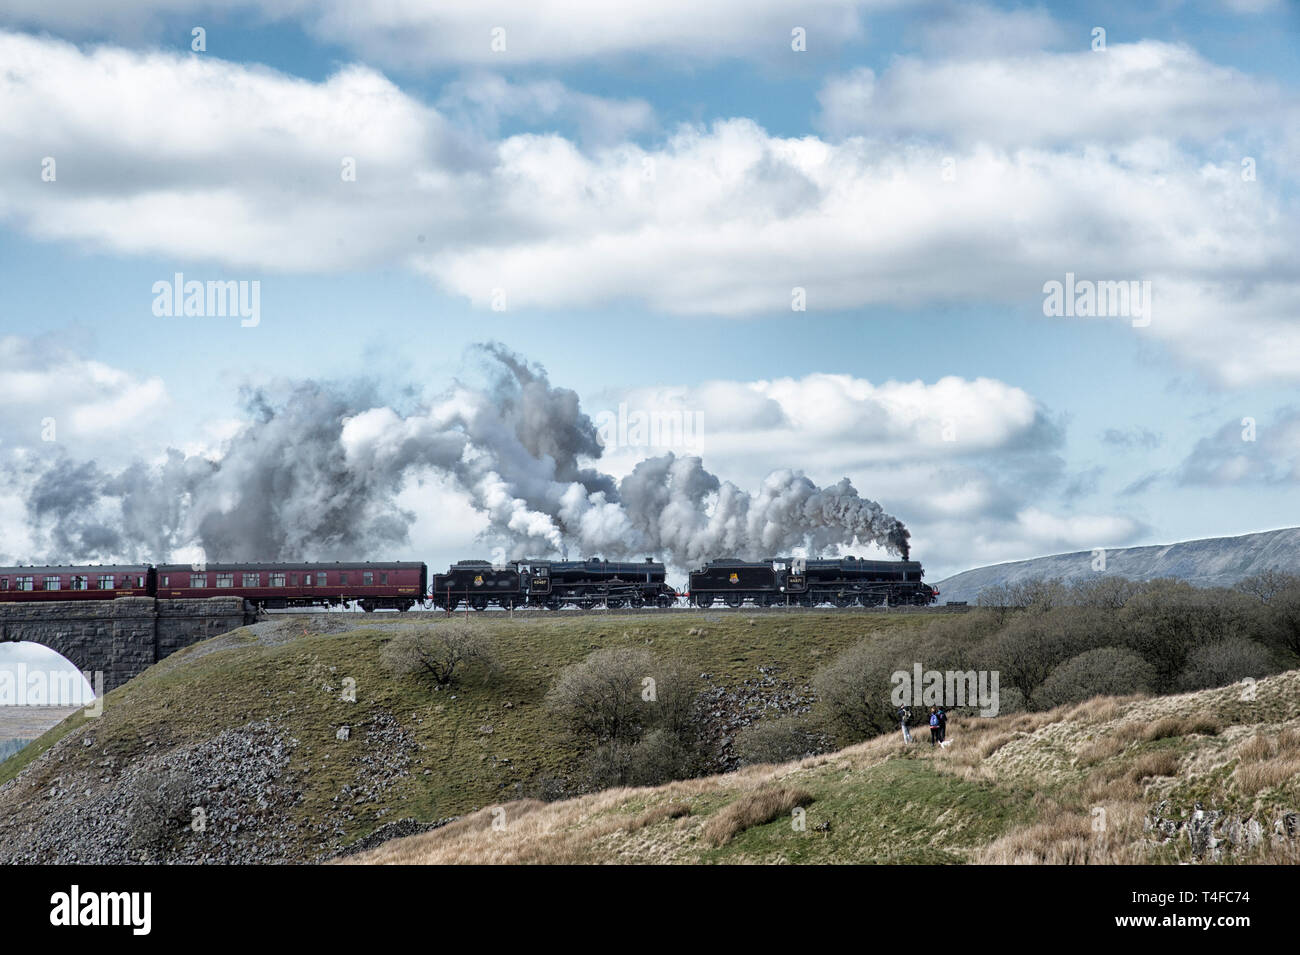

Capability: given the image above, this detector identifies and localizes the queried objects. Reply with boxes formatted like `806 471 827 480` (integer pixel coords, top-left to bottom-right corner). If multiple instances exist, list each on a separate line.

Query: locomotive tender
0 554 935 611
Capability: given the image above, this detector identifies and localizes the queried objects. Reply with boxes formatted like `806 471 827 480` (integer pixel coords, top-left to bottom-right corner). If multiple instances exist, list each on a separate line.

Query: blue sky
1 0 1299 620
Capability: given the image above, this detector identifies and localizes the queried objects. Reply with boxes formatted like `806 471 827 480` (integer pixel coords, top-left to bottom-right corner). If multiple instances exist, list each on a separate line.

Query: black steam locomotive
689 556 937 608
430 557 676 610
430 554 936 610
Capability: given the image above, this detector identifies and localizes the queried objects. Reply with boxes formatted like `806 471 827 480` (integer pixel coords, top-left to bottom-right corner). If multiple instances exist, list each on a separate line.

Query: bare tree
1236 570 1300 605
381 625 500 688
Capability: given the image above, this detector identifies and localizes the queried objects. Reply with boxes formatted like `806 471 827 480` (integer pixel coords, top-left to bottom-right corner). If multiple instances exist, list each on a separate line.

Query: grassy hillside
0 610 930 863
5 608 1295 864
349 669 1300 864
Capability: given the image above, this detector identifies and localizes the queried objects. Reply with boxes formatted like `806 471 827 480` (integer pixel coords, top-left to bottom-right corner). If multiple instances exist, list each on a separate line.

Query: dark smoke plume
11 343 912 568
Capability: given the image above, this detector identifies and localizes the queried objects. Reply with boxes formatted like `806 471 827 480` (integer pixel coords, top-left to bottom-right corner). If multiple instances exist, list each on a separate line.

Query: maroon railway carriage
154 561 427 612
0 565 154 602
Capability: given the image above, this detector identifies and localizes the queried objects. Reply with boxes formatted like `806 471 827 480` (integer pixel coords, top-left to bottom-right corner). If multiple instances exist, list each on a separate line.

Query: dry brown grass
1234 755 1300 797
975 800 1150 864
1078 734 1126 766
340 670 1300 865
979 732 1019 759
1126 750 1182 782
625 802 692 832
1115 714 1220 743
699 785 815 848
1065 697 1129 724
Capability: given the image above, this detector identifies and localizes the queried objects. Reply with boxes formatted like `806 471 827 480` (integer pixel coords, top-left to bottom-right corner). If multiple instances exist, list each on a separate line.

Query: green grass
701 757 1036 864
0 610 929 858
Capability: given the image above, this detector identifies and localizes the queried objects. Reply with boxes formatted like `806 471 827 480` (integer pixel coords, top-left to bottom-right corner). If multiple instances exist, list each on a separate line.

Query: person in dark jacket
898 705 912 743
928 706 940 745
936 706 948 744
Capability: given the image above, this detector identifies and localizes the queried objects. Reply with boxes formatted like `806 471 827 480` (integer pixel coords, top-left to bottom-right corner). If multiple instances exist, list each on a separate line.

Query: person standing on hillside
936 706 948 745
928 706 940 745
898 704 912 743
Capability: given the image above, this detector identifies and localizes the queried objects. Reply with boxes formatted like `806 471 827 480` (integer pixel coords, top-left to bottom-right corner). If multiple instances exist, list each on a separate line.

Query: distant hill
936 527 1300 605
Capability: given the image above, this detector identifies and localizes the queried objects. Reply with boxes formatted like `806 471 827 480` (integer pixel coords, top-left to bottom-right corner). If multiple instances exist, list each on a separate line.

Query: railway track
264 602 972 619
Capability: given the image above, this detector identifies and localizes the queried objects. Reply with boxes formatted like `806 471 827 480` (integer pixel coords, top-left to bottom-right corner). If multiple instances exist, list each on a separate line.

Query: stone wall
0 598 253 692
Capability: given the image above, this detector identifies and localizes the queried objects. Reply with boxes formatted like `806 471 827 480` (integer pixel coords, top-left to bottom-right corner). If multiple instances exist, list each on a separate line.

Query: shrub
1261 580 1300 659
381 625 500 688
1033 647 1155 710
1177 638 1278 691
128 770 196 857
546 648 700 789
582 730 700 790
814 627 982 742
1070 576 1142 609
974 612 1093 708
734 716 828 767
545 648 696 745
1118 582 1257 691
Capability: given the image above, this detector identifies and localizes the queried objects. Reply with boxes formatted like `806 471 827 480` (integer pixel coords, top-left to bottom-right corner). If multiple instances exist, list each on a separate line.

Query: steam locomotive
0 555 936 611
688 557 936 607
430 558 677 610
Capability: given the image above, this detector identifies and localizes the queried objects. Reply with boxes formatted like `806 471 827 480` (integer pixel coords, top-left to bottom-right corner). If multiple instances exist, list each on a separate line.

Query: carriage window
71 576 89 590
0 577 7 590
363 572 373 585
380 573 388 585
97 575 113 590
216 573 234 587
289 573 297 585
44 576 61 591
339 573 349 585
161 576 170 587
302 574 312 587
242 572 260 587
17 576 34 591
190 573 207 588
137 575 146 587
270 573 286 587
317 572 327 587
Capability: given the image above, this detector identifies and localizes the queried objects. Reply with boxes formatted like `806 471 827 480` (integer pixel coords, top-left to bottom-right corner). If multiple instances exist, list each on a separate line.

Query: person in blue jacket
928 706 941 745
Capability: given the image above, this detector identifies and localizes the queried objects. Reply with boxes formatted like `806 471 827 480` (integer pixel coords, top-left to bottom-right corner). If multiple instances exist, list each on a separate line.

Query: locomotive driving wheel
831 593 853 608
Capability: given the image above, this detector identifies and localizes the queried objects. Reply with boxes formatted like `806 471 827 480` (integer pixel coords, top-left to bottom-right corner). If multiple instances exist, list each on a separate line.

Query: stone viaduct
0 597 255 693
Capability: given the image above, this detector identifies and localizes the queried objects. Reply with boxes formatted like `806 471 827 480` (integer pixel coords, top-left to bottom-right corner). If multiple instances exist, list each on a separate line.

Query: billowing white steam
16 344 910 567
